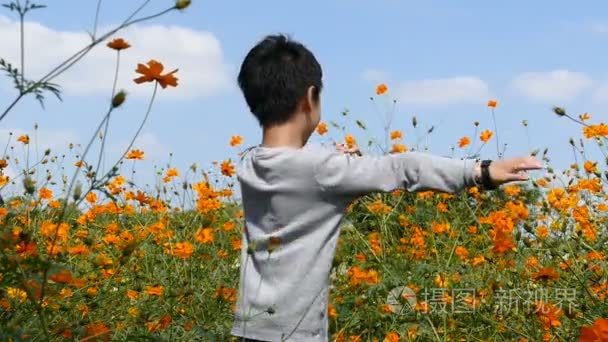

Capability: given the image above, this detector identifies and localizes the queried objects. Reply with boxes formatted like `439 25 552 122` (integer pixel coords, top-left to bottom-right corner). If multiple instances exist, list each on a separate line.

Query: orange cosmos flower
487 99 498 108
0 175 8 187
458 136 470 148
146 315 172 333
391 143 407 154
85 322 111 341
455 246 469 261
221 160 235 177
230 135 243 147
480 129 493 143
166 242 194 259
85 192 97 204
584 161 598 173
39 187 52 200
390 130 402 140
532 267 559 281
583 123 608 139
384 332 399 342
126 290 139 300
134 59 179 89
316 122 328 135
376 83 388 95
17 134 29 144
347 266 379 286
195 228 214 244
344 134 357 149
580 318 608 342
145 285 164 296
166 167 179 178
107 38 131 51
535 301 563 330
214 286 237 302
328 303 338 319
126 149 144 160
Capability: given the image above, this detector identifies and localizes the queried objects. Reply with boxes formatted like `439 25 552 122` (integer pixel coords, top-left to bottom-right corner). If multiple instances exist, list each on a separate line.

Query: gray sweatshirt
231 144 478 342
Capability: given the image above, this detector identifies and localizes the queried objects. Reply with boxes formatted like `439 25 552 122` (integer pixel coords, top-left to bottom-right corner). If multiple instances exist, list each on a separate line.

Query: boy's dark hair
238 34 323 127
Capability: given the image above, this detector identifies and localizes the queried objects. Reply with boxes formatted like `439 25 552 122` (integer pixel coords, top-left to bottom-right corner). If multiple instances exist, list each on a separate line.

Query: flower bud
112 90 127 108
175 0 191 10
73 182 82 202
23 176 36 195
553 106 566 117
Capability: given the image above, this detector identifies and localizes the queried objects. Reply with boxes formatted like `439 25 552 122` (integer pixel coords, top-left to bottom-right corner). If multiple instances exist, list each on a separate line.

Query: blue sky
1 0 607 189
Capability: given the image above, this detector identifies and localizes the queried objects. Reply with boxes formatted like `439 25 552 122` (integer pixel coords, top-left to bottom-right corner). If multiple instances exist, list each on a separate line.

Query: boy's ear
303 86 317 113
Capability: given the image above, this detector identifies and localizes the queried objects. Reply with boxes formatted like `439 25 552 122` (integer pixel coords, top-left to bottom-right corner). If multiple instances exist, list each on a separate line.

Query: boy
231 34 542 342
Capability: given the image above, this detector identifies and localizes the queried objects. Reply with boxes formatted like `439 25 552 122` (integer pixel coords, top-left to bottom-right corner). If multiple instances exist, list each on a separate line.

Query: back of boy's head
238 34 323 127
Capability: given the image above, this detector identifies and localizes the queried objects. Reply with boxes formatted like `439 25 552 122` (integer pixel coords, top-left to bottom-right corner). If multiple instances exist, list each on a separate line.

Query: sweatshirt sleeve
313 150 478 198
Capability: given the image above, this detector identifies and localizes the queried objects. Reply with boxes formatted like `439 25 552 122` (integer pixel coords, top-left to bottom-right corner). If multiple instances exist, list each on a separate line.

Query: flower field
1 1 607 341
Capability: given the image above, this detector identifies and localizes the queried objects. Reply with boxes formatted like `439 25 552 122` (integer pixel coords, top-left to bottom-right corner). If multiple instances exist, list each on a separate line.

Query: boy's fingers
513 157 543 171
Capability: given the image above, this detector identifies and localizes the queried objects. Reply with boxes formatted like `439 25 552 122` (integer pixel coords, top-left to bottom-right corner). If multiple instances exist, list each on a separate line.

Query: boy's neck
261 121 309 149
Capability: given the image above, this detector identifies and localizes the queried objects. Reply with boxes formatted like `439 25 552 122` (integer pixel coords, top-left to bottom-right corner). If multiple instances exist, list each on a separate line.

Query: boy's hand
336 143 362 156
475 156 544 188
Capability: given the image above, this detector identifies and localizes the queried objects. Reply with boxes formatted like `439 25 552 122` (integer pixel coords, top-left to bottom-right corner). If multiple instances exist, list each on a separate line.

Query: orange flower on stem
480 129 493 143
487 99 498 108
580 318 608 342
221 160 235 177
376 83 388 95
17 134 29 144
126 149 145 160
316 122 328 135
458 136 471 148
134 60 179 89
230 135 243 147
107 38 131 51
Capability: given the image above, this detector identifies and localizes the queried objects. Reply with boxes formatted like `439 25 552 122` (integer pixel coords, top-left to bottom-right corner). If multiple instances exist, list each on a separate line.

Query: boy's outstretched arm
314 150 542 198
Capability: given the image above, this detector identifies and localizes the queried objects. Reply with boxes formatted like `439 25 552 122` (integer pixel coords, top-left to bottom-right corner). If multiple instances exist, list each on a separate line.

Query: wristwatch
480 160 497 190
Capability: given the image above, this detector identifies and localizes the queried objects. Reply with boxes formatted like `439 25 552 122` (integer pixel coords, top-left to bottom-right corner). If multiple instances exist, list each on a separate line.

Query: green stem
0 4 175 123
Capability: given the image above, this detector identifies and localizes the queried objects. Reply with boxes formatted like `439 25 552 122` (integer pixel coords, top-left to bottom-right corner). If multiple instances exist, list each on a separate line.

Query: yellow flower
6 287 27 302
434 273 449 288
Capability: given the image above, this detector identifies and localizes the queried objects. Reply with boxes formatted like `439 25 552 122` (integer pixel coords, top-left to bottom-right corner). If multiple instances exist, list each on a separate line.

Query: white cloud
589 22 608 34
0 15 233 99
112 132 171 160
0 128 77 152
361 68 389 84
510 70 593 102
397 77 490 106
592 84 608 103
